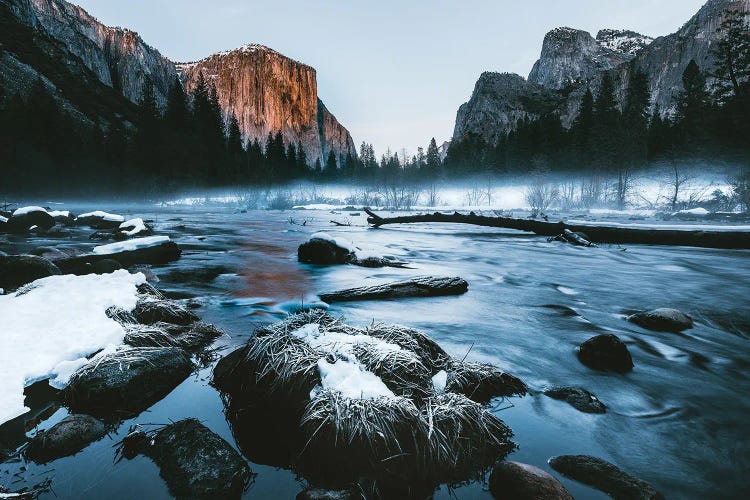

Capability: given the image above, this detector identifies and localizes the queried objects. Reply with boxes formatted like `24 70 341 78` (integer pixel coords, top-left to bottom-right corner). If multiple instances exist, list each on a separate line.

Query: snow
12 206 47 216
77 210 125 222
0 215 7 223
316 358 395 400
673 207 709 216
119 217 147 236
93 235 170 255
432 370 448 394
565 220 750 232
48 210 70 218
292 323 401 400
0 270 145 425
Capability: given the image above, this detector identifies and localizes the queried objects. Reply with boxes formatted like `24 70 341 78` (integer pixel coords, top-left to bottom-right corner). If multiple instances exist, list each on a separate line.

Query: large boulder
578 334 633 373
549 455 664 500
64 347 193 418
124 419 251 499
75 211 124 229
544 386 606 414
25 414 108 463
298 236 354 265
6 209 55 233
628 308 693 333
0 255 62 291
489 461 573 500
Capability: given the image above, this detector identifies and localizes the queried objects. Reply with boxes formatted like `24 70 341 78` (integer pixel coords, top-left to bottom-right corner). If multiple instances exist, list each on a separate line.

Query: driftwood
320 276 468 303
363 208 750 249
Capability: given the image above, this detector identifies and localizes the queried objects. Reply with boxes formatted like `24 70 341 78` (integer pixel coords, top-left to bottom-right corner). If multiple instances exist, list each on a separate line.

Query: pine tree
426 137 441 175
674 60 709 150
134 81 161 178
710 10 750 103
325 148 338 177
591 73 621 171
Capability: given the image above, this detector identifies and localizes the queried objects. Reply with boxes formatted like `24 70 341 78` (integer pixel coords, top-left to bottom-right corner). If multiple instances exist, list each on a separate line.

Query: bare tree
425 182 441 207
525 168 559 216
661 163 696 211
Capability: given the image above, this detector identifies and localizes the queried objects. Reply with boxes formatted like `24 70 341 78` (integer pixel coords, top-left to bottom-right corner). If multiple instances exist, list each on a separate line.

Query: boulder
320 276 469 303
0 255 62 291
132 299 199 326
549 455 664 500
446 362 527 403
75 213 123 229
298 237 354 265
124 419 251 499
544 387 606 414
489 461 573 500
25 414 108 463
6 210 55 233
578 334 633 373
64 347 193 417
628 308 693 333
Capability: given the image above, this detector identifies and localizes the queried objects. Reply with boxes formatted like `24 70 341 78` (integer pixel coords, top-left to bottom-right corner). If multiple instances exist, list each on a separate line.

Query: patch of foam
556 286 578 296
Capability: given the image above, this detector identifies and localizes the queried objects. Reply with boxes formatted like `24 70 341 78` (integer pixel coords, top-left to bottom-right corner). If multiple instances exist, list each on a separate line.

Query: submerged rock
25 414 108 463
0 255 62 291
549 455 664 500
320 276 468 303
298 237 354 265
628 308 693 333
125 419 251 499
65 347 193 418
489 461 573 500
544 386 606 414
578 334 633 373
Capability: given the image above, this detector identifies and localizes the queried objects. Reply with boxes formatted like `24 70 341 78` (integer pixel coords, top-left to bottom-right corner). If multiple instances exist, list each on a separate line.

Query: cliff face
454 0 749 144
177 45 355 164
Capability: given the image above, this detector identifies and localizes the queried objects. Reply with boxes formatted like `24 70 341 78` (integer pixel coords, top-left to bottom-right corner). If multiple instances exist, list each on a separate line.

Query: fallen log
363 208 750 249
319 276 468 303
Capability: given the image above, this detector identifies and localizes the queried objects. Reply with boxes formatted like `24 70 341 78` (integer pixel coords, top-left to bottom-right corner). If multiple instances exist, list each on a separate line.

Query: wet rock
125 322 222 352
489 461 573 500
320 276 468 303
549 455 664 500
126 419 251 499
297 488 362 500
25 414 108 463
548 229 596 247
132 299 199 326
75 214 122 229
298 237 354 265
628 308 693 333
89 230 116 241
92 259 123 274
544 386 606 414
578 334 633 373
446 361 527 403
0 255 62 291
6 211 56 233
55 241 181 273
64 347 193 417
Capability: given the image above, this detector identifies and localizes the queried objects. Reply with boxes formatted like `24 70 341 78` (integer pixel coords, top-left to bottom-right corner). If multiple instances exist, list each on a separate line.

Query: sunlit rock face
21 0 177 106
177 45 355 165
454 0 750 144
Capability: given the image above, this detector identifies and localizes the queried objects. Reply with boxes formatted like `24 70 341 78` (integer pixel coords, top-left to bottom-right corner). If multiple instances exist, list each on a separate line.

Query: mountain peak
596 29 653 56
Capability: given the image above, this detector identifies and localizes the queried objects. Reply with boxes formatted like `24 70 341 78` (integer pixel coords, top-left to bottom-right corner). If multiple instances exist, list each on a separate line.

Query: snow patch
12 206 47 216
0 215 7 223
315 358 395 400
93 235 170 255
673 207 709 216
0 270 146 425
48 210 70 218
432 370 448 394
78 210 125 222
119 217 147 236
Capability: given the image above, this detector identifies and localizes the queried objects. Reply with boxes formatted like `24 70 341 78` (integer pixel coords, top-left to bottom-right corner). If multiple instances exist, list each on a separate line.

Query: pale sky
74 0 707 156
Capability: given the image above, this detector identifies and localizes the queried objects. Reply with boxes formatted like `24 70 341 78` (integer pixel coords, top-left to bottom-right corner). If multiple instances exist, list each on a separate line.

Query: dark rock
132 299 199 326
92 259 122 274
0 255 62 291
298 237 354 265
549 229 596 246
125 322 222 352
89 230 116 241
25 414 108 463
549 455 664 500
75 214 122 229
64 347 193 418
628 308 693 333
544 386 606 414
56 241 181 271
578 334 633 373
320 276 468 303
489 461 573 500
6 210 56 233
128 419 251 499
297 488 362 500
446 362 527 403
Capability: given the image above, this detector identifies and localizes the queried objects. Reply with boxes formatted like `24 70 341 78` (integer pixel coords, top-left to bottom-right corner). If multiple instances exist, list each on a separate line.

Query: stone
6 210 56 233
132 299 199 326
544 386 606 414
320 276 469 303
489 461 573 500
0 255 62 291
25 414 108 463
578 334 633 373
298 237 354 265
628 308 693 333
549 455 664 500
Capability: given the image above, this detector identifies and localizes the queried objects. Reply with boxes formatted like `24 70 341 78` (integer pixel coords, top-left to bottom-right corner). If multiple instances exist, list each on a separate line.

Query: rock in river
578 334 633 373
489 461 573 500
544 386 606 414
298 236 354 265
319 276 468 303
25 414 108 463
628 308 693 333
132 299 199 326
64 347 193 418
549 455 664 500
0 255 62 291
124 419 251 499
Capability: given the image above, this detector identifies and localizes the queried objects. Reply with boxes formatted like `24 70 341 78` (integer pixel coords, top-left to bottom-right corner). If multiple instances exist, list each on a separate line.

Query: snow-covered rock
93 235 170 255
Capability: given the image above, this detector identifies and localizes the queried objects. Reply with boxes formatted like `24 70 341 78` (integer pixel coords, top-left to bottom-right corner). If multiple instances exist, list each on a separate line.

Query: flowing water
1 203 749 499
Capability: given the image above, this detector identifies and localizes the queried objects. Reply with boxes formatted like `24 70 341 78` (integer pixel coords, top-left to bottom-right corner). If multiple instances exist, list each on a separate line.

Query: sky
74 0 707 156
